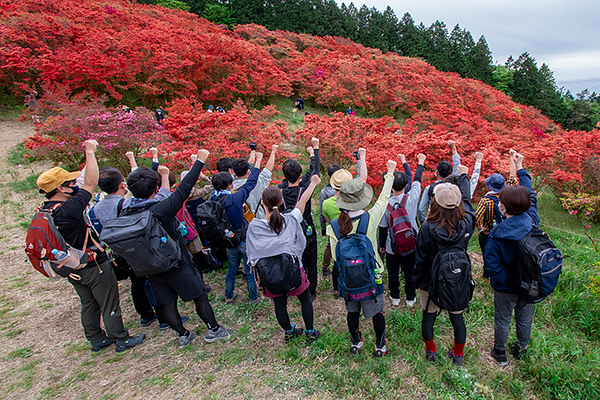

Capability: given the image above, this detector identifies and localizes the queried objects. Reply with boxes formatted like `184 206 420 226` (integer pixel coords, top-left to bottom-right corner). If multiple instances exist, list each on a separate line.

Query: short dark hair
168 172 176 188
232 158 250 177
499 186 531 216
98 167 124 193
443 174 460 187
127 167 160 198
216 157 234 173
392 171 409 192
328 164 341 178
437 161 452 178
282 159 303 183
212 171 233 191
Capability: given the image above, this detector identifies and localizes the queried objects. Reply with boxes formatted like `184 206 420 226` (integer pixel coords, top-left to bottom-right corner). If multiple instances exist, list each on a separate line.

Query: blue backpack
513 226 563 303
331 213 383 302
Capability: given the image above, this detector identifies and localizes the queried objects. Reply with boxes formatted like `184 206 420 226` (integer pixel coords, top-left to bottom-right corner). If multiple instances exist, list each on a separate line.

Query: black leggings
347 311 386 347
272 288 314 331
421 311 466 344
162 292 218 336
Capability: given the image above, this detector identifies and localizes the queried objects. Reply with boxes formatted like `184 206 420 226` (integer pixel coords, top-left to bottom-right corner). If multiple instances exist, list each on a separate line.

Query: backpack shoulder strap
116 198 125 217
356 212 370 235
330 218 341 240
399 194 409 208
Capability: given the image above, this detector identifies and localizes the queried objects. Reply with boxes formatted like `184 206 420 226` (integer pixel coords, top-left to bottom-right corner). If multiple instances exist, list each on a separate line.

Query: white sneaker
406 299 416 308
390 296 401 306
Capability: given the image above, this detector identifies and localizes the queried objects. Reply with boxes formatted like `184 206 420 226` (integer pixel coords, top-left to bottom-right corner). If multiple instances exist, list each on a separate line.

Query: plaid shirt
475 176 517 232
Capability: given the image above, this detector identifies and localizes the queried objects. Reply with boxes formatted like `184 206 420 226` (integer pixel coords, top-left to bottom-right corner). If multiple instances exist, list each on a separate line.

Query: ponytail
338 210 353 237
262 186 286 235
269 206 285 235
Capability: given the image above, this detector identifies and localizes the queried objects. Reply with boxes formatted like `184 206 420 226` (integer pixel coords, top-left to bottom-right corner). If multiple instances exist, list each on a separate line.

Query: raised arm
457 164 475 215
158 165 170 191
125 151 138 172
359 147 367 183
81 140 99 194
150 147 159 171
448 140 460 175
265 145 278 172
296 174 321 215
470 151 483 198
254 152 263 171
514 153 539 225
398 154 413 194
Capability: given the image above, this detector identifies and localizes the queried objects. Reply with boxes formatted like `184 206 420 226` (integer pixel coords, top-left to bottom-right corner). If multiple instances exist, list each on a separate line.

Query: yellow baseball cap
37 167 80 193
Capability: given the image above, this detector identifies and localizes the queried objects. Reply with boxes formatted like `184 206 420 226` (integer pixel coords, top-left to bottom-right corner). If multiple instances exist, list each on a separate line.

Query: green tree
492 65 514 96
157 0 190 11
203 3 237 28
468 36 494 84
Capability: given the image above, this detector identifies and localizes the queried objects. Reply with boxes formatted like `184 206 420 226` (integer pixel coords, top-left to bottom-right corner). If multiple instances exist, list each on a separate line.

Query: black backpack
100 204 181 277
196 195 241 249
255 254 302 295
428 243 475 312
512 226 563 303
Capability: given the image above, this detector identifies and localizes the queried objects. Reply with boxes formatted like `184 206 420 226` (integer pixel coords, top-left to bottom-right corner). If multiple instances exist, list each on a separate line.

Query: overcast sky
348 0 600 95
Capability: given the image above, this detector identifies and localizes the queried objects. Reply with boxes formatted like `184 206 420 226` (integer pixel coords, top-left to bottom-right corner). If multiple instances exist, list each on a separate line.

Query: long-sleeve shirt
379 164 424 254
233 167 272 220
279 149 320 226
475 176 518 232
328 174 393 269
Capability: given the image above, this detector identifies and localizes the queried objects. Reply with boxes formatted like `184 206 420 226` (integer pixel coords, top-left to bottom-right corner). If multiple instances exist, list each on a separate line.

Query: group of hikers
28 136 561 368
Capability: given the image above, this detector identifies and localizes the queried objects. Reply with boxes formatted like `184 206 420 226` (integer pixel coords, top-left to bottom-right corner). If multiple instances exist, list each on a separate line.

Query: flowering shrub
24 100 163 173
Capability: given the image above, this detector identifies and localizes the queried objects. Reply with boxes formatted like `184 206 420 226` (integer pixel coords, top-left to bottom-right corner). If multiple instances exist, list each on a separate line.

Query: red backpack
176 201 203 254
387 195 416 256
25 204 101 279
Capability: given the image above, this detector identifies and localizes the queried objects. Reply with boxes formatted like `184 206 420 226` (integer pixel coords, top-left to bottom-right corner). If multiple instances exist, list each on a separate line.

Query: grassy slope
1 106 599 399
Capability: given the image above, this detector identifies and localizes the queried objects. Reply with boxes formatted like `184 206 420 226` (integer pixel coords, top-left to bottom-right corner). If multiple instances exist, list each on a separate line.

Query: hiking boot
140 314 158 327
115 334 146 354
225 292 238 304
249 296 264 304
284 324 304 343
406 299 416 308
159 316 190 331
425 351 437 362
305 328 320 343
322 268 332 277
374 339 388 358
490 348 508 366
447 350 464 366
91 338 114 353
350 331 364 355
510 343 527 360
390 296 400 306
178 330 197 349
205 326 234 343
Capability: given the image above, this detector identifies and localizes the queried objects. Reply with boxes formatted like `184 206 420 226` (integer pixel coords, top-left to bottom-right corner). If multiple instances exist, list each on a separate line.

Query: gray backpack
100 205 181 277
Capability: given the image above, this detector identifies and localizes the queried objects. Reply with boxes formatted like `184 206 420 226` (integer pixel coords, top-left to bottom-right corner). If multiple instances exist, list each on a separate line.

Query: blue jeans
225 241 257 301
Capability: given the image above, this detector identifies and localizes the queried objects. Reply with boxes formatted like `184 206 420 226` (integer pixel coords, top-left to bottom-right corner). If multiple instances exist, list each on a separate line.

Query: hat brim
336 183 373 211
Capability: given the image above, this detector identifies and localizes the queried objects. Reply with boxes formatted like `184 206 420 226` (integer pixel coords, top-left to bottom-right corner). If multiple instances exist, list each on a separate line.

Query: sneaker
159 316 190 331
91 338 114 353
178 330 197 349
426 350 437 362
374 339 388 358
205 326 234 343
390 296 401 306
322 268 332 277
510 343 527 360
350 331 364 355
115 334 146 354
447 350 464 366
140 314 158 327
249 296 264 304
406 299 416 308
490 348 508 366
284 324 304 343
305 328 320 343
225 292 238 304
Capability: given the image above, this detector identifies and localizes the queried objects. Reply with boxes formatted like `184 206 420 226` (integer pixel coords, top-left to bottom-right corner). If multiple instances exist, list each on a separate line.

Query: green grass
9 174 39 193
8 142 31 166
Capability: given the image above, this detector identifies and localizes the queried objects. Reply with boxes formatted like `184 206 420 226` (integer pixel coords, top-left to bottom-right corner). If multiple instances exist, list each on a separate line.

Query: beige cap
330 169 353 190
37 167 80 193
433 182 461 209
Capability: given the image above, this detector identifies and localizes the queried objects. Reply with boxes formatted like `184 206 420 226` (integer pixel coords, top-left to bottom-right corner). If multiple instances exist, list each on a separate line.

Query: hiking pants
68 261 128 343
225 240 258 301
129 273 156 321
493 290 535 352
385 252 416 300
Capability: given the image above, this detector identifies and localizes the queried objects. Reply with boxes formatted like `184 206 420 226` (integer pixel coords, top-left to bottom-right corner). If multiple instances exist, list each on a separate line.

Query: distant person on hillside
207 105 214 113
24 88 40 124
295 98 304 110
216 106 225 114
346 107 355 116
155 108 165 125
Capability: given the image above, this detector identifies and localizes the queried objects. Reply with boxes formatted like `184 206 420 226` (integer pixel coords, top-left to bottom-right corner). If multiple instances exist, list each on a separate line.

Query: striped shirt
475 176 517 233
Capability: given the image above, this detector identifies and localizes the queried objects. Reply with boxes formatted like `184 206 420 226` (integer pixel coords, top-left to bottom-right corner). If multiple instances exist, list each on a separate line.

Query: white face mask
499 202 506 216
